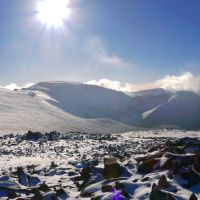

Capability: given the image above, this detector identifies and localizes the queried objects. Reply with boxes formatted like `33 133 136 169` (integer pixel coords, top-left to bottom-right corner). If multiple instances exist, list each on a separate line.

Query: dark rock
162 154 194 172
56 188 68 199
43 191 57 200
68 171 78 176
194 153 200 172
50 161 58 169
158 175 169 189
31 188 43 200
17 167 29 186
24 131 43 141
141 177 149 182
121 190 132 199
181 168 200 188
101 184 114 192
17 167 40 187
172 161 181 175
8 191 18 199
103 157 122 179
114 181 134 198
38 182 50 192
172 145 186 154
189 193 198 200
80 164 91 180
138 159 158 173
79 164 98 192
150 183 176 200
48 131 61 141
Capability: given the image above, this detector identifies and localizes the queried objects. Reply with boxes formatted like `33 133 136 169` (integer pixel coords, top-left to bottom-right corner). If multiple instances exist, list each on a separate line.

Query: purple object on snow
111 189 122 200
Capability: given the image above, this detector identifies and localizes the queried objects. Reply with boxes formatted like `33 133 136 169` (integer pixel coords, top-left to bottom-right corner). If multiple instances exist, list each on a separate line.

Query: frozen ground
0 130 199 199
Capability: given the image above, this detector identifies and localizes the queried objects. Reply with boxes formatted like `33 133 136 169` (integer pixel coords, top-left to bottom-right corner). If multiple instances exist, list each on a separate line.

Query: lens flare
111 189 122 200
37 0 71 28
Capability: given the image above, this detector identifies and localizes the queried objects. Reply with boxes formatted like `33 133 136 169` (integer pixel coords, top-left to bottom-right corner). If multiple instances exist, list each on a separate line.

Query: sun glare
37 0 71 28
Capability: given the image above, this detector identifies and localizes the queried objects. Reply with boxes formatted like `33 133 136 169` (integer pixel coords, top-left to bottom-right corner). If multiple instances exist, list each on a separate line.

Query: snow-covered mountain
27 81 141 125
133 93 172 113
130 88 172 97
141 91 200 129
1 81 200 133
0 87 135 135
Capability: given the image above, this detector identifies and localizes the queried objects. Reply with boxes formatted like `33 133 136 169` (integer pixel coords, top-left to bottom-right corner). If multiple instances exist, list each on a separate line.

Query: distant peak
130 88 172 97
27 81 84 90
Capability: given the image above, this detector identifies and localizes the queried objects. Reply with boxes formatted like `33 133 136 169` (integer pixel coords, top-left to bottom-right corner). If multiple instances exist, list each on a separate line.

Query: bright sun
37 0 71 28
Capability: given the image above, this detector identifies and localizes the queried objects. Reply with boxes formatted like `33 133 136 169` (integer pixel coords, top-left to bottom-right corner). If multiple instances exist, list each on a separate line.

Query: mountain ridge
0 81 200 133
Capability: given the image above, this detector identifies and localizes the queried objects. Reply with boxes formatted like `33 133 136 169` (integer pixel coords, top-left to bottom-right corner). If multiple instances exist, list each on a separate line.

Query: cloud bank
86 72 200 94
86 79 136 92
156 72 200 93
0 83 33 90
2 72 200 94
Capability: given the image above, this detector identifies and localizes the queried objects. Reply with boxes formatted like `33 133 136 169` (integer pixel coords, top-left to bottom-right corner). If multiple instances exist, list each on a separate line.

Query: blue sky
0 0 200 87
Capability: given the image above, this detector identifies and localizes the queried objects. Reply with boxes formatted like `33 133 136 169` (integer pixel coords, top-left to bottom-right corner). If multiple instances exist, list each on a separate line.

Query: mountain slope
0 88 134 135
1 82 200 133
130 88 173 113
27 81 141 125
130 88 172 97
133 93 171 113
142 91 200 129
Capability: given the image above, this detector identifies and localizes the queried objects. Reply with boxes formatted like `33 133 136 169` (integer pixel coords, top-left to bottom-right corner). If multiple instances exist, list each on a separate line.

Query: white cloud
100 55 122 65
2 72 200 94
87 79 123 91
156 72 200 93
86 72 200 94
86 79 139 92
1 83 33 90
85 37 130 68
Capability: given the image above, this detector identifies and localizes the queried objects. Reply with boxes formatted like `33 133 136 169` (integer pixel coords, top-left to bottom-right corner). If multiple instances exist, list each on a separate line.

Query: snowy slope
130 88 172 97
142 91 200 129
0 88 135 135
133 93 171 113
1 81 200 133
27 81 141 125
129 88 173 113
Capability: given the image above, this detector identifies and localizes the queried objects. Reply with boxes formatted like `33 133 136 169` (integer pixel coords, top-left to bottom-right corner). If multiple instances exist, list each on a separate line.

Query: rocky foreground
0 131 199 199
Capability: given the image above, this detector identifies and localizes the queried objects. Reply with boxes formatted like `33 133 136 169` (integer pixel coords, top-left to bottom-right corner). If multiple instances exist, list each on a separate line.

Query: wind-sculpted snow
0 130 199 199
